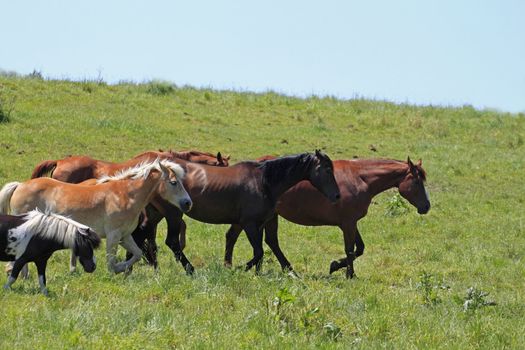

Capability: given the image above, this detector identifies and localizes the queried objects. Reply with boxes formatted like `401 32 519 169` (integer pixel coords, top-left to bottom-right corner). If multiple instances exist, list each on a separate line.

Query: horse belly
276 190 341 226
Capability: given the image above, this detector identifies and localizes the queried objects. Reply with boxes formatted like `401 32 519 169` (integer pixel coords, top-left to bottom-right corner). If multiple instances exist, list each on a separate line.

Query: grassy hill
0 75 524 349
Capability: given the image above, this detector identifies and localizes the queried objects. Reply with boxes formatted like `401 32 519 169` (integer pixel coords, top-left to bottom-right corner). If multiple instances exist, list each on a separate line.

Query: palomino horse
0 159 192 274
1 210 101 295
142 150 341 274
29 149 229 267
223 157 430 278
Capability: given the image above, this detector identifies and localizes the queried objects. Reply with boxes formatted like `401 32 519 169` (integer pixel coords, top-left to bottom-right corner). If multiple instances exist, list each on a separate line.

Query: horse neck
116 172 162 210
262 155 312 201
358 161 408 197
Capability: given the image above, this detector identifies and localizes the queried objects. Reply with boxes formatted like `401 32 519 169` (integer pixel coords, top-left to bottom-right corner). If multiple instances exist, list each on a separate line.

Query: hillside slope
0 76 524 349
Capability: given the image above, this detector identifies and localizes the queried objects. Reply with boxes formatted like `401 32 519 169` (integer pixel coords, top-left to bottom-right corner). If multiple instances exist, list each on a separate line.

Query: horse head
75 227 101 273
398 157 430 214
157 161 193 213
215 152 230 167
308 150 341 203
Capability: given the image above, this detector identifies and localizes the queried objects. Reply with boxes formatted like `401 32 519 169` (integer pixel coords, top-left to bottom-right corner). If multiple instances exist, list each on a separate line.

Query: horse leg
329 228 365 274
224 224 243 268
165 213 194 275
129 204 163 268
119 234 143 274
105 235 121 274
3 257 29 290
179 220 186 251
5 261 29 279
70 251 78 273
35 255 51 296
342 222 358 279
243 223 264 273
263 215 294 273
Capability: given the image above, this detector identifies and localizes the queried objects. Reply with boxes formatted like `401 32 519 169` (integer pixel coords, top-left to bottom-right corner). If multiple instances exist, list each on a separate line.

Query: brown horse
30 149 228 267
141 150 340 274
31 149 229 181
223 157 430 278
1 159 192 274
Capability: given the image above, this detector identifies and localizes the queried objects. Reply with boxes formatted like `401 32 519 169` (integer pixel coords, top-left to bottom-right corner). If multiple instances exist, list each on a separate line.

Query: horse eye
169 180 178 186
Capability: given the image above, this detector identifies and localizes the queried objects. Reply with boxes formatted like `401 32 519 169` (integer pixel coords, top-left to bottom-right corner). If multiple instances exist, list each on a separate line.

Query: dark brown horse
29 150 228 267
223 157 430 278
147 150 340 273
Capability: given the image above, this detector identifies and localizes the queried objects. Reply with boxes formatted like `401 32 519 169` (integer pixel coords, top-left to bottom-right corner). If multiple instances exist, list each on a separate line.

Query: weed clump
463 287 496 312
416 271 449 306
146 81 175 96
385 193 409 217
0 85 15 123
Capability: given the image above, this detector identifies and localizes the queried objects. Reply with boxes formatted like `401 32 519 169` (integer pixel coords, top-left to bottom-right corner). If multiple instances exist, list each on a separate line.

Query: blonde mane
97 159 185 184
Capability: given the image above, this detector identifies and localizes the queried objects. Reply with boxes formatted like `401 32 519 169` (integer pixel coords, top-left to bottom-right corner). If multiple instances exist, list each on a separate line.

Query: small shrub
27 70 43 80
385 193 409 217
146 81 175 96
416 271 449 306
463 287 496 312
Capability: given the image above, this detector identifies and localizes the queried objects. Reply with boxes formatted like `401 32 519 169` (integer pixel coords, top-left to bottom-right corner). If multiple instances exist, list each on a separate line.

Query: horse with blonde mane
0 159 192 274
30 149 229 267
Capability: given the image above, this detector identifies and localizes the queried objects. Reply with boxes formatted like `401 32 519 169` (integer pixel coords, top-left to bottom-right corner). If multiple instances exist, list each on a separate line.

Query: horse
30 149 229 181
29 149 230 268
0 159 192 274
141 150 341 274
223 157 430 278
1 209 101 295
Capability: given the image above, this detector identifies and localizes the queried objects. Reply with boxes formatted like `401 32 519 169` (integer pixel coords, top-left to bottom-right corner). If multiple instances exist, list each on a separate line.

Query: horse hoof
224 262 233 269
346 271 355 279
41 288 49 296
3 284 11 290
185 264 195 275
287 270 300 279
329 261 339 274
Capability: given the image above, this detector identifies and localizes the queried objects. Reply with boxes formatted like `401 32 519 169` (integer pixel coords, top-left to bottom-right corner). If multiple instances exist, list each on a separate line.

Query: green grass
0 75 524 349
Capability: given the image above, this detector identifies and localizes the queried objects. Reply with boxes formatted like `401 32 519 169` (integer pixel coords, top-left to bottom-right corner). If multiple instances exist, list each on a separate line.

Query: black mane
74 228 101 254
258 153 315 194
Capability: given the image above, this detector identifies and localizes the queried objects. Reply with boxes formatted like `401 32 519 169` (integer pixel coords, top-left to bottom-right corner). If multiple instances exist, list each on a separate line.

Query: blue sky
1 0 524 112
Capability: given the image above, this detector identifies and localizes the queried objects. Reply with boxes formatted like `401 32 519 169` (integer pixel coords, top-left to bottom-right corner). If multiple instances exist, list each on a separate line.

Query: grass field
0 75 524 349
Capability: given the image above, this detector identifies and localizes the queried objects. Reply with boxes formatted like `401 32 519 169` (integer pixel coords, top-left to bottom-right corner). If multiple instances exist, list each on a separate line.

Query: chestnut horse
223 157 430 278
0 159 192 274
31 149 229 181
29 149 229 268
140 150 341 274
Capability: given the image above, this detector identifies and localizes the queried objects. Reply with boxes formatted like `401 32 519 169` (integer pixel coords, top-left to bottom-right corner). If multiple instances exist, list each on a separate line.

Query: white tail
0 182 20 214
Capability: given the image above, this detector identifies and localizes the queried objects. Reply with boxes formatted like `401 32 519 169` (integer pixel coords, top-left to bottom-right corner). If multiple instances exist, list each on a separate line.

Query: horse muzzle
179 198 193 213
83 263 97 273
417 203 431 214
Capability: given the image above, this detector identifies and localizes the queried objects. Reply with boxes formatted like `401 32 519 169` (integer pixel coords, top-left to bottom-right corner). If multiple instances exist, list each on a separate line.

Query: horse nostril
335 193 341 200
182 199 192 211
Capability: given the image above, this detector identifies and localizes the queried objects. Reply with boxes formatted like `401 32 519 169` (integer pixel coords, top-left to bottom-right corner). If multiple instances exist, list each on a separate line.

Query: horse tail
31 160 57 178
0 182 20 214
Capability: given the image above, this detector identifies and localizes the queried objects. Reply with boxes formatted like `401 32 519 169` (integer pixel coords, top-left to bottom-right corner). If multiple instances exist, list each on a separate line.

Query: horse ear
224 154 231 160
217 152 223 162
157 160 170 179
315 149 321 156
407 157 416 173
417 159 422 166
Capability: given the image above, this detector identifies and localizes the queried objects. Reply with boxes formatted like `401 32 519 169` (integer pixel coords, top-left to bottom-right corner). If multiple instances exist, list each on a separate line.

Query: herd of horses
0 148 430 295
